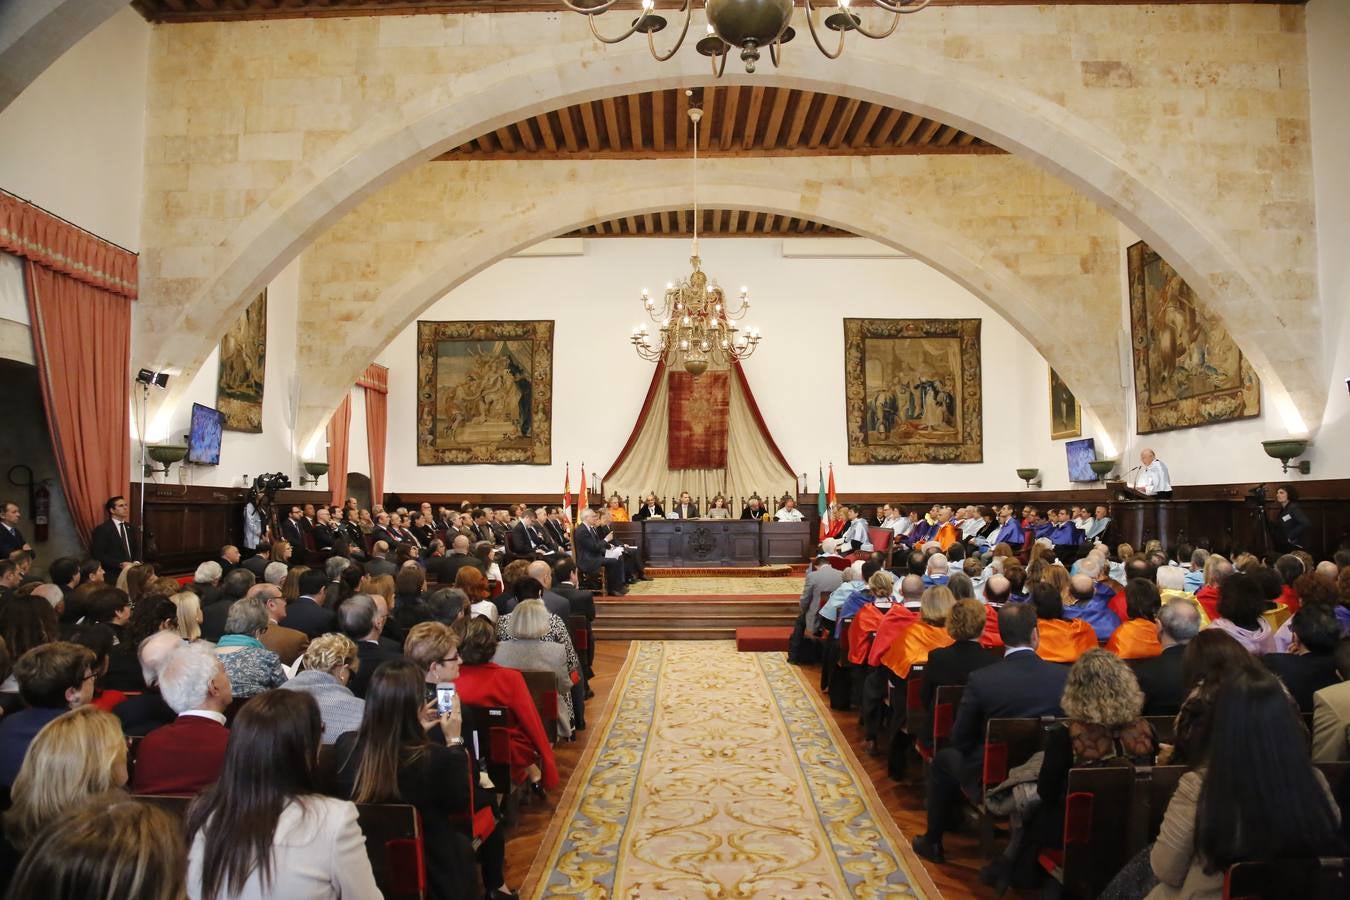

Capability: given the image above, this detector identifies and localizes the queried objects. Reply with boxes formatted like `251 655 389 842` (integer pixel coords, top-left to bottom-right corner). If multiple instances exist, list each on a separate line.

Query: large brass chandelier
562 0 932 75
631 99 761 377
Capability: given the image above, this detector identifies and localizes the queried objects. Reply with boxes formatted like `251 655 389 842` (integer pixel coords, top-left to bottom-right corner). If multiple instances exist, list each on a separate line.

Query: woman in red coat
405 618 558 792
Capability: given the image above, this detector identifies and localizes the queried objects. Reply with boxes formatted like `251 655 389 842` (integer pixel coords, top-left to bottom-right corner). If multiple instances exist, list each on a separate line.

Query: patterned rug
525 642 938 899
624 576 805 597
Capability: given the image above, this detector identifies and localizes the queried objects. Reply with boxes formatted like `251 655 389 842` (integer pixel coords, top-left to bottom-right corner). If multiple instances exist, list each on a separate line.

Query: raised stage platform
593 566 804 641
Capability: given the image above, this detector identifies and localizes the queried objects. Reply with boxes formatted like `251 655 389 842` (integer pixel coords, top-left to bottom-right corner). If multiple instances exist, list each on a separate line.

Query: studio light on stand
134 368 172 555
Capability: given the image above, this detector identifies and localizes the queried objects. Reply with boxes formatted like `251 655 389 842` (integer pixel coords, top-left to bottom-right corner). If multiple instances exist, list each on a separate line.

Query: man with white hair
263 560 288 587
130 643 232 794
575 508 627 596
818 559 868 633
30 583 63 617
1132 447 1173 498
923 553 950 587
114 631 185 736
1130 599 1201 715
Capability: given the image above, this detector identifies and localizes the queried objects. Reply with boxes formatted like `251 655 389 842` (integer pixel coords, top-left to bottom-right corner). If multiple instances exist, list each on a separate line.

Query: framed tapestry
1127 240 1260 433
217 290 267 432
843 318 983 464
416 320 553 465
1049 367 1081 440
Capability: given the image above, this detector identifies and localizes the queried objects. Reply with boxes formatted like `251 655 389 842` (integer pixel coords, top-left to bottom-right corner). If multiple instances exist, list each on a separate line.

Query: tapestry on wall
1049 367 1081 440
843 318 983 464
217 290 267 433
667 370 730 469
415 320 553 465
1126 240 1260 433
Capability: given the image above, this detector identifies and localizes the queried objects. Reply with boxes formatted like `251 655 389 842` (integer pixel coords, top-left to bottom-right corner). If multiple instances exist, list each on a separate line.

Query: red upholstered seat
735 627 792 652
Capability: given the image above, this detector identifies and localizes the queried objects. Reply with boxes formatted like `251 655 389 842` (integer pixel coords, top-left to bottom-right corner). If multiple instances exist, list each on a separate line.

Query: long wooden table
609 520 811 567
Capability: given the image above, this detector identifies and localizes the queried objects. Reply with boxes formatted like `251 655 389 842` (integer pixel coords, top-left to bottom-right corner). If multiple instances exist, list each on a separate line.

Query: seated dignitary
775 496 805 522
131 642 232 794
575 509 628 596
631 492 664 521
740 495 766 520
508 508 557 560
911 603 1067 864
706 495 732 518
672 492 699 520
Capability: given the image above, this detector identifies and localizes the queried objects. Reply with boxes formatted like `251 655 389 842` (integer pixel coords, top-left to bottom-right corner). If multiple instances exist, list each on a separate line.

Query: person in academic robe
1062 572 1122 642
1030 582 1097 664
881 586 957 679
775 497 805 522
931 507 959 553
631 493 664 521
1131 447 1173 498
838 507 871 554
740 496 766 520
987 505 1024 553
1106 578 1165 660
672 492 699 520
605 496 630 523
89 496 139 576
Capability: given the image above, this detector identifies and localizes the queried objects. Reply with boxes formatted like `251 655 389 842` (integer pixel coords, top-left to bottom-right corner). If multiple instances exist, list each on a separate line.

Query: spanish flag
563 463 573 523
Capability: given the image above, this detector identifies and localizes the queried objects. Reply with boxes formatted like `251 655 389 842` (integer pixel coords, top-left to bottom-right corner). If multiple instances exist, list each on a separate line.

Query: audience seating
828 618 855 710
866 527 894 566
518 670 561 744
132 793 428 900
978 716 1059 856
461 703 531 820
1224 857 1349 900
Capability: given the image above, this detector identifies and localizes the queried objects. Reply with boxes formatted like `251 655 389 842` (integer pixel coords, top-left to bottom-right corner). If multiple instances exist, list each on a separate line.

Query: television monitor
1065 437 1098 483
187 402 225 465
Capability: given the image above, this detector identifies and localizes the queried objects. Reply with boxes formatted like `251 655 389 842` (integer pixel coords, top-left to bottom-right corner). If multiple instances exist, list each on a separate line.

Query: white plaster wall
375 238 1110 497
1308 0 1350 480
0 8 149 250
153 258 303 488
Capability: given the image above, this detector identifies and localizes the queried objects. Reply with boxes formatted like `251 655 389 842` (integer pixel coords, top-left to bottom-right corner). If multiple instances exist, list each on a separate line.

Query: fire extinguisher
33 482 50 543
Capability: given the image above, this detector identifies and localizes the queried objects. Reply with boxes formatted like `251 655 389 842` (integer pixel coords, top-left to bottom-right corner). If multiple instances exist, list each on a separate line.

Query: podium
1108 481 1176 550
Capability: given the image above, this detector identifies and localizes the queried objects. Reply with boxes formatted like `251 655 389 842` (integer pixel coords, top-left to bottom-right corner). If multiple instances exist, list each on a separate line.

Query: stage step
594 596 800 642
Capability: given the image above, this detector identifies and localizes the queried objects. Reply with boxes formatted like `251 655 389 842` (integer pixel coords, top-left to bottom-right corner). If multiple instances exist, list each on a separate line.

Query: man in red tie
89 495 138 575
130 643 232 795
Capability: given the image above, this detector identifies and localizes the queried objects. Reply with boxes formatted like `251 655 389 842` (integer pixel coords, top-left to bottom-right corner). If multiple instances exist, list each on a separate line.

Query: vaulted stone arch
290 155 1124 451
0 0 126 111
136 9 1321 433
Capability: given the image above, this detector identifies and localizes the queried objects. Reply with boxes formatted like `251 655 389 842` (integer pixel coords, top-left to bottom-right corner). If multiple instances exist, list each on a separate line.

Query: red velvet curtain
326 394 352 508
23 261 131 545
364 389 387 510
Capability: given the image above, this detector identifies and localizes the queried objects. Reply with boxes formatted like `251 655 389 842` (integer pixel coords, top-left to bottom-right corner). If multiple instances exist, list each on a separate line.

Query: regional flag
563 463 573 523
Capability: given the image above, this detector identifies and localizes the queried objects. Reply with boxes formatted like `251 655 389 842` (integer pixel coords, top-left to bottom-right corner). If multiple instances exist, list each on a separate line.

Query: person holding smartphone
334 657 516 900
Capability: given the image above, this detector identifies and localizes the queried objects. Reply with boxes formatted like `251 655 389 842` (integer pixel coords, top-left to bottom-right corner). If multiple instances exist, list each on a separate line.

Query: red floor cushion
736 627 792 652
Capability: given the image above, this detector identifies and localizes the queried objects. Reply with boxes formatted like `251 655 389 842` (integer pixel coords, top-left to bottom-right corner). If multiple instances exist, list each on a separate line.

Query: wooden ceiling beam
741 85 765 150
783 91 812 150
557 108 579 153
652 89 667 152
579 101 601 152
718 86 741 151
828 97 861 150
805 94 838 149
514 120 537 152
760 88 790 150
849 103 883 149
895 112 923 145
675 88 689 152
914 117 944 145
493 126 516 152
601 96 623 150
536 113 557 152
627 93 644 151
699 87 717 151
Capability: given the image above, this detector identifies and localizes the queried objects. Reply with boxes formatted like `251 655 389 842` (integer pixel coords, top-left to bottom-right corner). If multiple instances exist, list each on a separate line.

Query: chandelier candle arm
803 0 849 60
647 0 693 61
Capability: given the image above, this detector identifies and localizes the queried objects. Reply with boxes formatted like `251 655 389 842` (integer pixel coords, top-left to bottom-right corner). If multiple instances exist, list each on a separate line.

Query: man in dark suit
576 509 627 596
241 542 272 580
911 603 1068 863
131 643 232 795
364 541 398 578
217 544 241 574
284 568 337 639
409 511 436 547
310 509 337 552
1262 604 1341 711
632 493 664 521
427 535 484 585
553 557 596 680
1130 598 1200 715
543 508 571 552
202 567 257 643
0 641 96 788
920 598 997 712
278 504 306 548
0 500 31 559
88 495 138 576
672 492 699 520
371 512 399 549
469 509 498 546
341 594 403 699
508 510 556 560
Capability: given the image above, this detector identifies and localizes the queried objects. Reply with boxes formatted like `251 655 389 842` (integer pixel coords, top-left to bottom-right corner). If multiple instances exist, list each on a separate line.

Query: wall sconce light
1088 458 1119 479
1016 467 1042 489
299 460 330 486
1261 439 1311 475
144 444 188 477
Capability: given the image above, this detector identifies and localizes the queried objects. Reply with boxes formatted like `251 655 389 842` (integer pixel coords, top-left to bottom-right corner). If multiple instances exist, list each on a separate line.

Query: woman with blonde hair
1003 650 1156 890
493 598 574 738
3 706 129 853
6 800 186 900
171 591 206 643
116 562 156 607
280 633 365 744
881 585 957 679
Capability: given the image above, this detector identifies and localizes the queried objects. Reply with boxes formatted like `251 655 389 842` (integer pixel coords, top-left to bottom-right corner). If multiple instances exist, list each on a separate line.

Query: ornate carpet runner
526 641 938 899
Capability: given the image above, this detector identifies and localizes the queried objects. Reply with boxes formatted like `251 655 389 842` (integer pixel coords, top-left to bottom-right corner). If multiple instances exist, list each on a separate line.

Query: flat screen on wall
187 402 225 465
1066 437 1098 483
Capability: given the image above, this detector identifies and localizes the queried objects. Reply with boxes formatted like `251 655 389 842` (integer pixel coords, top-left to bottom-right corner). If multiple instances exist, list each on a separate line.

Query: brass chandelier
630 99 761 377
562 0 932 75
